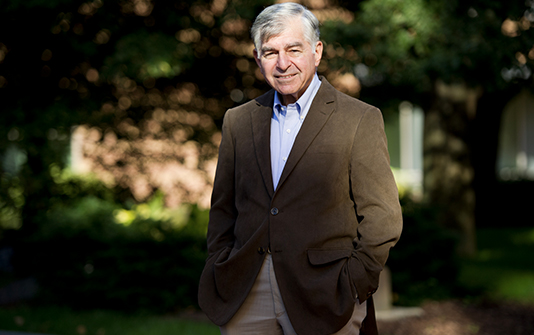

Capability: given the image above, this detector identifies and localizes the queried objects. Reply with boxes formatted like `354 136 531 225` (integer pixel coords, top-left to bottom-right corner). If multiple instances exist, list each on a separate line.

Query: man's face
254 20 323 106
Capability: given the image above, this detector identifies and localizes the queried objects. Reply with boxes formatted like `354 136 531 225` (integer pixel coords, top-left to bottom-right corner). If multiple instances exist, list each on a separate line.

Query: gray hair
251 2 320 57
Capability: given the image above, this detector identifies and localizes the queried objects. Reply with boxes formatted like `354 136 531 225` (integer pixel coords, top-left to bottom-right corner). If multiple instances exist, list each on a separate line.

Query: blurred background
0 0 533 334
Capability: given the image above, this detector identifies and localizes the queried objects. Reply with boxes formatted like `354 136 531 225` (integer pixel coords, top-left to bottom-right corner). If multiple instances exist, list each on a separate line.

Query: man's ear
253 49 262 68
314 41 323 67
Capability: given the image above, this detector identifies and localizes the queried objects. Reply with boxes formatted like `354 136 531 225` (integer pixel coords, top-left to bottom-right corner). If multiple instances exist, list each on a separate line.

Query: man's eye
263 52 276 58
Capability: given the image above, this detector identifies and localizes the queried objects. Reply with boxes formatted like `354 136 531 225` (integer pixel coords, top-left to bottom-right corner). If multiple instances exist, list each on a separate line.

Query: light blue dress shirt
271 74 322 190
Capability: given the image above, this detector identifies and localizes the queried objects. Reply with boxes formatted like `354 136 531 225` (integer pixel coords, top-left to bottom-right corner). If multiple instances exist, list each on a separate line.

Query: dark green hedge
10 196 208 313
387 196 460 306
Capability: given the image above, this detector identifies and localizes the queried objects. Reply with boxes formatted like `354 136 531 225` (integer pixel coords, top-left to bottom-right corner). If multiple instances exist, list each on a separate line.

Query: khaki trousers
220 254 367 335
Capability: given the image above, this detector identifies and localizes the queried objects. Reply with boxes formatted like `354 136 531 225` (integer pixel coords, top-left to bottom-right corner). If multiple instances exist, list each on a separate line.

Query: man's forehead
261 21 306 47
261 40 305 51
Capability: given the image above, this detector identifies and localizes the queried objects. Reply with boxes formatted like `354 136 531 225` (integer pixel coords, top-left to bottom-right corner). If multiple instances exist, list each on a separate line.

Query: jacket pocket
213 245 242 268
213 246 243 302
307 248 352 265
214 246 232 265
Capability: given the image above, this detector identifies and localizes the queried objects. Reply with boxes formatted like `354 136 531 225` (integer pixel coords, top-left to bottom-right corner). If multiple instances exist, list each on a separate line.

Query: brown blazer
198 77 402 335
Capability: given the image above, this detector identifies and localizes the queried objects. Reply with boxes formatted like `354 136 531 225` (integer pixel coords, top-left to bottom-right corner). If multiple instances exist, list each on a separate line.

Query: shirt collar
273 74 321 118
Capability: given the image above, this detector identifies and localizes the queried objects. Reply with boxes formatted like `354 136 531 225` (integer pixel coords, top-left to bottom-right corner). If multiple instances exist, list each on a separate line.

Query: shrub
11 194 208 313
387 195 460 306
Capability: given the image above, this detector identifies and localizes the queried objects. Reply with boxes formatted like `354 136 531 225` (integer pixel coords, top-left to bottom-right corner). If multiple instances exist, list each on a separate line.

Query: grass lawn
458 227 534 304
0 306 220 335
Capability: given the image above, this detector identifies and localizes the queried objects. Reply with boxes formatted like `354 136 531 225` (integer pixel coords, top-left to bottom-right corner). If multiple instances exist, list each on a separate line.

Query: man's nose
276 52 291 71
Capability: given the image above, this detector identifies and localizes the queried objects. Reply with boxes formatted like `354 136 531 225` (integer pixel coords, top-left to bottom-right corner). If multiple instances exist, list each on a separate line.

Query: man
198 3 402 335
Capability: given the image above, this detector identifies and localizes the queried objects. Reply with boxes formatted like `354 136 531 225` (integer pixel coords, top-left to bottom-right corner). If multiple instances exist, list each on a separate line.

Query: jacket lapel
251 90 276 197
276 79 337 191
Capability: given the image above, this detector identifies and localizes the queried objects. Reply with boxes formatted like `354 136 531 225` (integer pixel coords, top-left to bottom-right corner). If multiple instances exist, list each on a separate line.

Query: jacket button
258 247 266 254
270 207 279 215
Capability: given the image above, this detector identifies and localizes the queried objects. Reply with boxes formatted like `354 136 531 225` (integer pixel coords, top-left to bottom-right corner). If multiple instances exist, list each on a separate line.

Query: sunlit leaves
120 0 154 17
361 0 439 58
102 31 192 81
74 123 218 207
322 0 534 96
0 174 24 230
176 28 201 43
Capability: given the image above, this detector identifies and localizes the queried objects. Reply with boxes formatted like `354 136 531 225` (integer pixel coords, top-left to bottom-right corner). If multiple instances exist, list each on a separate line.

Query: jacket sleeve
206 110 238 258
348 106 403 301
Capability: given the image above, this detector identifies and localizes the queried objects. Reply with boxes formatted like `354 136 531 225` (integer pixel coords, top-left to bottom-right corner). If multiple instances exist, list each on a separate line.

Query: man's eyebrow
261 46 276 53
286 42 304 49
261 41 305 53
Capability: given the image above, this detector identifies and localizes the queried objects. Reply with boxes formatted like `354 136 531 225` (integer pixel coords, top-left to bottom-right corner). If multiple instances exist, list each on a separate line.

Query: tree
0 0 274 234
320 0 534 255
3 0 532 256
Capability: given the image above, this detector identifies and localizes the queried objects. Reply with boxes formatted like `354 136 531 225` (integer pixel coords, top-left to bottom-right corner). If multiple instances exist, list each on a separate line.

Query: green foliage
4 169 209 313
0 305 220 335
324 0 534 101
48 165 117 204
459 228 534 304
0 0 276 234
387 196 460 306
359 0 439 59
11 194 209 313
103 31 193 81
0 174 24 232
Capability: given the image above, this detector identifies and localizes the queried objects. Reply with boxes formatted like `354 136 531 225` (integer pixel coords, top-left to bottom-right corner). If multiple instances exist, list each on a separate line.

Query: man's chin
274 85 299 97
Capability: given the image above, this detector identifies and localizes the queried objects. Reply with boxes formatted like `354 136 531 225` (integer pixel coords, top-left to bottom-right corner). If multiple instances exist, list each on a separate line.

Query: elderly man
198 3 402 335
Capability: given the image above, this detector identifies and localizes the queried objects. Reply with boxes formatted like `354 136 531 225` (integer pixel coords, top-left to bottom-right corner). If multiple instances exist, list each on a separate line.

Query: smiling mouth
276 74 297 79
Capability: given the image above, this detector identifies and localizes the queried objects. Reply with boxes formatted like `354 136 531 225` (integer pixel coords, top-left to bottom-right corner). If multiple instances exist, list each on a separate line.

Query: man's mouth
276 73 297 79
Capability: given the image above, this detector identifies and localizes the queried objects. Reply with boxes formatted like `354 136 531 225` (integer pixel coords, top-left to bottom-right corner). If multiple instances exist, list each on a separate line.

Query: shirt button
286 129 291 133
270 207 279 215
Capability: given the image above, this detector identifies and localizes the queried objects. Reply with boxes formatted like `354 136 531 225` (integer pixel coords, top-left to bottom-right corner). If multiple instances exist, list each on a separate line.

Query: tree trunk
423 80 480 257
